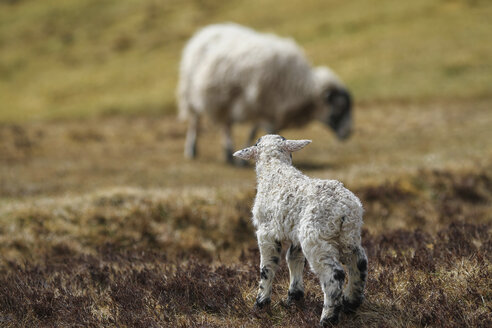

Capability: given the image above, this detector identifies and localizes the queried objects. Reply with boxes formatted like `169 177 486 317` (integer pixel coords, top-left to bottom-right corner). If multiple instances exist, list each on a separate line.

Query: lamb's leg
184 113 200 159
222 123 234 164
342 246 367 314
303 241 344 326
286 243 305 303
255 234 282 308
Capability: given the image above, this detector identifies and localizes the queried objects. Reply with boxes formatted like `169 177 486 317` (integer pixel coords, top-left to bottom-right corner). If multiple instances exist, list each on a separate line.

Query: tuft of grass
0 187 256 264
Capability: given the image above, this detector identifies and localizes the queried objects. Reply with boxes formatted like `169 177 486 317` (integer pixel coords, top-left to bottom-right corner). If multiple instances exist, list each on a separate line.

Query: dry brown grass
0 159 491 327
0 176 490 327
0 99 491 326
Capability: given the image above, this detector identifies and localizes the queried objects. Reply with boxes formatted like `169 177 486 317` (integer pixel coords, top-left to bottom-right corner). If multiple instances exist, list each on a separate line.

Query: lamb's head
233 134 311 163
313 67 353 140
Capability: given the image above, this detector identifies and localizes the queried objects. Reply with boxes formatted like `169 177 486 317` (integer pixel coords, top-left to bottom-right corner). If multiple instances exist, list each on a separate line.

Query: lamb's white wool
177 23 353 163
234 135 367 326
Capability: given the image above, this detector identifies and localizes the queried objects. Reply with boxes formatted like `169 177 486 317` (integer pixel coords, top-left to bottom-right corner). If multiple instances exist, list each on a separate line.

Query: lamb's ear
283 139 312 153
233 146 257 160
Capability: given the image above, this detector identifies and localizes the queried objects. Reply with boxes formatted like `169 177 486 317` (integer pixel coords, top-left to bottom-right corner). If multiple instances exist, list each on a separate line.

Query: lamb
233 134 367 326
177 23 353 164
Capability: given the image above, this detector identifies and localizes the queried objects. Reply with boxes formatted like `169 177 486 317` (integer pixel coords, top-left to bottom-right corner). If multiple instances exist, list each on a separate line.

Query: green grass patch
1 0 491 121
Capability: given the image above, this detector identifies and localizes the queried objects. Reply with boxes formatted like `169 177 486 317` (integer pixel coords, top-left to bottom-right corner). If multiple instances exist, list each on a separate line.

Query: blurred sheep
177 23 353 163
233 134 367 326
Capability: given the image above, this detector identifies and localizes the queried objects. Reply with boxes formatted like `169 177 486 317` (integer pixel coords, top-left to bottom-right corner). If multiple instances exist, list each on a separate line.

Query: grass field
1 0 491 327
1 0 492 121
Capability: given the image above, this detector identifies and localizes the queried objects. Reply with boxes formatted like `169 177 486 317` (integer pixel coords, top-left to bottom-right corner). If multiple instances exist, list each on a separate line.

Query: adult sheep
177 23 353 163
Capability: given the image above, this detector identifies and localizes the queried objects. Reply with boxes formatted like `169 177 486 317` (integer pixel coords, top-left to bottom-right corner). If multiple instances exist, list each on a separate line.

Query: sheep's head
313 67 353 140
233 134 311 163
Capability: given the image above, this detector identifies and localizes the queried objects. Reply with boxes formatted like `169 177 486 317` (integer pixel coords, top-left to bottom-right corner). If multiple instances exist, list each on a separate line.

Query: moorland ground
0 99 490 327
1 0 491 327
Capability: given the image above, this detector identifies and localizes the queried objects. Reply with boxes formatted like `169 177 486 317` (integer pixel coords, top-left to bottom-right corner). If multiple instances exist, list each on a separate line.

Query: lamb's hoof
342 296 363 314
320 314 339 327
286 289 304 305
254 297 271 309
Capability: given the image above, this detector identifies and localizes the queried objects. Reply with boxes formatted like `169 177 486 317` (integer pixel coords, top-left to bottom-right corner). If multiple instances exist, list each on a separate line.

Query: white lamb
177 23 353 164
233 134 367 326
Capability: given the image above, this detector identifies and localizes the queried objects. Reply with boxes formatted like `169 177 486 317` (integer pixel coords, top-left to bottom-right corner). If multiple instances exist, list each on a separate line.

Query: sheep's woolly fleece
177 23 343 125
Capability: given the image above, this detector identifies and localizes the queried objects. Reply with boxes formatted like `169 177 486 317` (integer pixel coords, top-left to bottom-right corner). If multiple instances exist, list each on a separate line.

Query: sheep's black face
324 88 353 140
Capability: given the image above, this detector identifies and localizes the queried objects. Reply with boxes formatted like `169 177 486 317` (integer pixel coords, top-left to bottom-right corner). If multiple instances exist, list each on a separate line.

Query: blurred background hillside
0 0 491 121
1 0 491 198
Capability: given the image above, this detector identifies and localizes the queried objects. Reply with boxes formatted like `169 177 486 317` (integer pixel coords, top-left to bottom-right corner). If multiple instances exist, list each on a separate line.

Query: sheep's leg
342 246 367 314
286 243 305 303
255 234 282 308
184 113 200 159
222 123 235 164
265 125 277 135
302 241 344 326
245 124 259 146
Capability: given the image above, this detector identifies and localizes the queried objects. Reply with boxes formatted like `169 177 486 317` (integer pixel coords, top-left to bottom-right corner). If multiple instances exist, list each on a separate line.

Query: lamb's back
308 179 363 222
